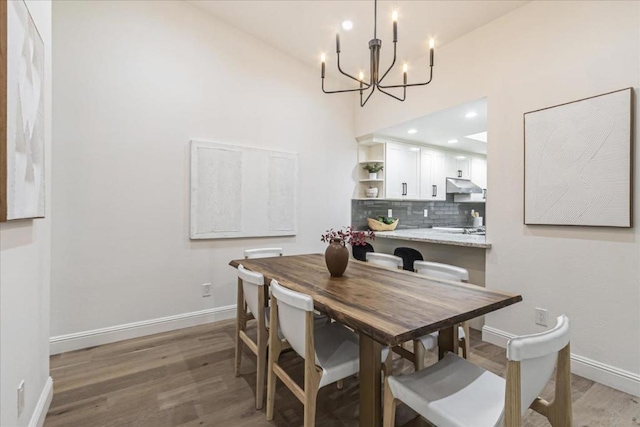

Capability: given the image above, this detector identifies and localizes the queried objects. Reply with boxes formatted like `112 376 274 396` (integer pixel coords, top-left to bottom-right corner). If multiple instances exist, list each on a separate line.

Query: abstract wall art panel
524 88 633 227
0 0 45 221
190 140 298 239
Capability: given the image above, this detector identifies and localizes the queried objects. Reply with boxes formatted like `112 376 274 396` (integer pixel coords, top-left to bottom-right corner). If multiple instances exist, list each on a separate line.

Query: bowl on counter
367 218 399 231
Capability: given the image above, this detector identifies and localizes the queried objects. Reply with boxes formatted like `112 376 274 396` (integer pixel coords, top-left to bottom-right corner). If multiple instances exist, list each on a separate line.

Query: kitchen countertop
375 228 492 249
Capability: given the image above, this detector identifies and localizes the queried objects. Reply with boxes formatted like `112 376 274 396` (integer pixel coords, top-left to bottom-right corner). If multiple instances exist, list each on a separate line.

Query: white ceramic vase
365 187 379 198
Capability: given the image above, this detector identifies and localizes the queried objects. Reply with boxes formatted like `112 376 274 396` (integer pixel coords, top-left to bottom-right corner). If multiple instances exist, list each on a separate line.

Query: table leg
437 325 459 360
359 333 382 427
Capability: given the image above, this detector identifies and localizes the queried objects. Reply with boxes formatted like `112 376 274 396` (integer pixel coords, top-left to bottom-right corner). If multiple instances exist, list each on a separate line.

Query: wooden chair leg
504 360 522 427
413 340 425 371
461 322 471 359
383 378 397 427
304 373 321 427
266 301 282 421
235 279 244 377
255 328 268 409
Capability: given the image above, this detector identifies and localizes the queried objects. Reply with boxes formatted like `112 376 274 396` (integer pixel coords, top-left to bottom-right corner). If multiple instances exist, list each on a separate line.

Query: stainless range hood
446 178 483 194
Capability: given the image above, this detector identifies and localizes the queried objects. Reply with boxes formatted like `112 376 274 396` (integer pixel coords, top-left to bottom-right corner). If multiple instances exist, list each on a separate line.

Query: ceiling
375 97 488 154
189 1 528 83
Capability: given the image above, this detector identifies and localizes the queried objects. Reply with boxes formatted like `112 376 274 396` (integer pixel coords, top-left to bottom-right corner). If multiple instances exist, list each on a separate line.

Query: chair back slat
507 315 570 416
414 261 469 282
270 280 314 362
237 264 264 318
244 248 283 259
366 252 403 269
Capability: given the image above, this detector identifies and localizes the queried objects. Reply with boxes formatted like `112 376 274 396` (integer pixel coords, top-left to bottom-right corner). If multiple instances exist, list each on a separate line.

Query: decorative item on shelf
365 186 379 198
367 216 399 231
321 226 375 277
320 0 436 107
362 162 383 179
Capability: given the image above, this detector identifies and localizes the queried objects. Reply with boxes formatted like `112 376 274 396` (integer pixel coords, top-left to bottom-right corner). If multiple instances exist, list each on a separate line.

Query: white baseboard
29 376 53 427
482 326 640 397
50 305 236 355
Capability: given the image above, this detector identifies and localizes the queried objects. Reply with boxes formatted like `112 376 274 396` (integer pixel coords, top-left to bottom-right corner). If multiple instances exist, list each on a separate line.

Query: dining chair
352 242 374 261
235 264 270 409
244 247 284 259
366 252 403 269
393 247 424 271
266 280 391 427
410 261 471 368
383 315 572 427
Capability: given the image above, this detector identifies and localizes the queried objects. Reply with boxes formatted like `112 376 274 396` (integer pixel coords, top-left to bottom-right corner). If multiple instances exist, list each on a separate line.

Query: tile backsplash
351 195 486 230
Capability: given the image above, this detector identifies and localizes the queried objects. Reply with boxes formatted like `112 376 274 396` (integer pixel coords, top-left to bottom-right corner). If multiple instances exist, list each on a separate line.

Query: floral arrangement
321 226 375 246
362 163 384 173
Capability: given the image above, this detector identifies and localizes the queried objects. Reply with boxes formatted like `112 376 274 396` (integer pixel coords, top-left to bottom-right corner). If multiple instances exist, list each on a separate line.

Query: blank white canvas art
190 140 298 239
5 0 45 220
524 88 632 227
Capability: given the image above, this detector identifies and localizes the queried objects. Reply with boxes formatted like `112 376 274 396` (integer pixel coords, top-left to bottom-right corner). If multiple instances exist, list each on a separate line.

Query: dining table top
229 253 522 346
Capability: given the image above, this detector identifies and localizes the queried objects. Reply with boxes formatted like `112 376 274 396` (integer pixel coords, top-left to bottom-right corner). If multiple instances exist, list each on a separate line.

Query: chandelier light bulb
392 10 398 22
359 71 364 81
402 63 408 73
321 52 326 63
342 20 353 31
429 38 435 49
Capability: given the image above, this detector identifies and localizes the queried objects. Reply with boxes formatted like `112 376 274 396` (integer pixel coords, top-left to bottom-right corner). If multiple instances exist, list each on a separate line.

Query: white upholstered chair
383 315 572 427
266 280 391 427
244 247 283 259
366 252 403 269
411 261 471 368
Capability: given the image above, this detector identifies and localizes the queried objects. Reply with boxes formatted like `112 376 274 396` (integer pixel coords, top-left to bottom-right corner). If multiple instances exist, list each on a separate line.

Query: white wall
51 1 356 346
355 1 640 394
0 1 53 425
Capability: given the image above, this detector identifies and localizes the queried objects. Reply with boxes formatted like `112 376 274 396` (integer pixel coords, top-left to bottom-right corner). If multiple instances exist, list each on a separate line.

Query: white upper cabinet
420 149 447 201
386 143 420 199
470 157 487 189
445 153 471 179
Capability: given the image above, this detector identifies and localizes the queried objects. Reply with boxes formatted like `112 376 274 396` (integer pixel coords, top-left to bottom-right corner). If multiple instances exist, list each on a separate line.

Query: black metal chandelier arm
322 78 371 94
378 66 433 89
337 53 368 85
377 42 397 85
360 85 376 107
376 84 406 102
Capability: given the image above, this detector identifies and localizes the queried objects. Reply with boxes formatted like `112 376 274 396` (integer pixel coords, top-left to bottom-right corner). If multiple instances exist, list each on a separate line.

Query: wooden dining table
229 253 522 427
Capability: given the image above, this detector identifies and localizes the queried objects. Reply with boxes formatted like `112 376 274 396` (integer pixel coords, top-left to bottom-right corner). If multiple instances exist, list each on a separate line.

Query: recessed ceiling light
407 129 418 134
456 155 466 160
465 112 477 119
409 147 420 152
465 131 488 143
342 20 353 31
447 139 458 144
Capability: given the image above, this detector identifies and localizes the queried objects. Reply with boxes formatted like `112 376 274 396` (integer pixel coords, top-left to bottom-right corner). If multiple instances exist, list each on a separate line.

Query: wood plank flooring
46 320 639 427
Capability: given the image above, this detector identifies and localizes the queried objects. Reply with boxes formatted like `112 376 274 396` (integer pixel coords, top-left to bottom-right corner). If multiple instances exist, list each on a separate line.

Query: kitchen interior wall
51 1 355 347
351 195 486 230
355 0 640 395
0 1 53 425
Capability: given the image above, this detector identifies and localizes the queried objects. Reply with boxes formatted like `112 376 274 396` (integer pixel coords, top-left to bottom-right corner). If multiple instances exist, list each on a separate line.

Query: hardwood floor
46 320 639 427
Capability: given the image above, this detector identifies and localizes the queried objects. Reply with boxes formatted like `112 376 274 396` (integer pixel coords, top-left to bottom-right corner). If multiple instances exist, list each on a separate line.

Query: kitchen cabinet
445 153 471 179
386 143 420 198
420 149 447 201
455 156 487 202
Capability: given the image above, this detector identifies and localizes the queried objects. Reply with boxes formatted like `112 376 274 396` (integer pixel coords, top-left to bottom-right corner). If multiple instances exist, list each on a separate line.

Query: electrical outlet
17 380 24 416
535 308 548 326
202 283 211 298
423 209 428 218
387 209 393 217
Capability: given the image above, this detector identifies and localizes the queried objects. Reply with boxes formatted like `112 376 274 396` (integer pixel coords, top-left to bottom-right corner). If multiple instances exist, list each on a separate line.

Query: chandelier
320 0 435 107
